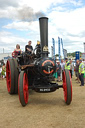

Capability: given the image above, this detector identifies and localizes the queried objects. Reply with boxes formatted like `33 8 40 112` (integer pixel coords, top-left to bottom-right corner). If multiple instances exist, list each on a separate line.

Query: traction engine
6 17 72 106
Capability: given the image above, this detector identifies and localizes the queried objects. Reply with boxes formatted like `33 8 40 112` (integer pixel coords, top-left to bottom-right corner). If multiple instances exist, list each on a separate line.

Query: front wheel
18 71 29 107
63 69 72 105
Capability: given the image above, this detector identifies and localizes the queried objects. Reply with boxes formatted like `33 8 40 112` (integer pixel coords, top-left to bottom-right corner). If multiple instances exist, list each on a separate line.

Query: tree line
55 52 82 57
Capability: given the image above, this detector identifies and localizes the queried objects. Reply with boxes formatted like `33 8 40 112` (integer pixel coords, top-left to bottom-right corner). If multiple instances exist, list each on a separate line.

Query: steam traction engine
6 17 72 107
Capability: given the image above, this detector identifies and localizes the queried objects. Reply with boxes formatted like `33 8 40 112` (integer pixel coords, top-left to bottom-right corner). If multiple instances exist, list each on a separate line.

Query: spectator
0 65 2 79
79 59 84 86
56 61 61 82
60 59 65 80
75 59 80 83
65 58 70 70
1 63 6 79
25 41 33 54
70 60 73 78
82 60 85 81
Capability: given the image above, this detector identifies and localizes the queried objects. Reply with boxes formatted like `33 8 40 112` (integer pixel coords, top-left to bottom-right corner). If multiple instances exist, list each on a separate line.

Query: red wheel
63 69 72 105
18 71 29 106
6 59 15 94
6 59 19 94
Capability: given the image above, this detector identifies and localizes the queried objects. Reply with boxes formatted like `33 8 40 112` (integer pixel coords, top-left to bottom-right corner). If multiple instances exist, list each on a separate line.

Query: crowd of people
55 58 74 82
54 57 85 86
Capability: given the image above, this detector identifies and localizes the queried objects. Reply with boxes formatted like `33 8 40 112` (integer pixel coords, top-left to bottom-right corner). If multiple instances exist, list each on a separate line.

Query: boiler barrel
39 17 48 57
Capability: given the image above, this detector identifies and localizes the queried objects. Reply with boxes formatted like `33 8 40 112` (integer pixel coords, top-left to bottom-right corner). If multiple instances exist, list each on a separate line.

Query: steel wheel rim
23 73 28 104
6 61 11 92
63 71 67 102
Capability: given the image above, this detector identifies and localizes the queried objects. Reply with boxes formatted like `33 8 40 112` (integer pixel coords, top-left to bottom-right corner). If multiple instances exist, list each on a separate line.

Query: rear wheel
6 59 15 94
63 69 72 105
18 71 29 106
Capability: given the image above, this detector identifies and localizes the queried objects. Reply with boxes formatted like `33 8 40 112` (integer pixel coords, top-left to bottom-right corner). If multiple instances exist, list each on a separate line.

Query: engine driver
25 40 33 54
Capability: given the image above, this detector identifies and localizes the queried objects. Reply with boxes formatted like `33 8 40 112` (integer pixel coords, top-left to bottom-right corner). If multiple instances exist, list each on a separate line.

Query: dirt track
0 76 85 128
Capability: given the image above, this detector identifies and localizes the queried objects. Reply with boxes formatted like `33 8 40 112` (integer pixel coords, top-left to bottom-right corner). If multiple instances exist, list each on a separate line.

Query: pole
3 48 4 53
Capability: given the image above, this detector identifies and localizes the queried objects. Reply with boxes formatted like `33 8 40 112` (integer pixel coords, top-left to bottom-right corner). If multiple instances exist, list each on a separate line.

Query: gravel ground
0 75 85 128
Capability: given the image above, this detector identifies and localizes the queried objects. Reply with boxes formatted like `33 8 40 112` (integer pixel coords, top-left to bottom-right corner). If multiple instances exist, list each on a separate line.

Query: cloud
3 20 40 33
79 31 85 38
0 0 82 20
47 5 85 51
0 0 19 8
0 0 85 53
0 31 27 52
0 30 40 53
3 22 32 31
3 4 85 53
0 6 45 22
70 0 82 6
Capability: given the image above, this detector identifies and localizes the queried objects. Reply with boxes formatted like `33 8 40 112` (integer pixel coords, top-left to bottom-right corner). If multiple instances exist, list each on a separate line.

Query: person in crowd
75 59 80 83
25 40 33 54
65 58 70 70
0 65 2 79
82 60 85 82
53 60 58 80
1 63 6 79
70 60 73 78
82 59 85 63
79 59 84 86
60 59 65 80
56 61 61 82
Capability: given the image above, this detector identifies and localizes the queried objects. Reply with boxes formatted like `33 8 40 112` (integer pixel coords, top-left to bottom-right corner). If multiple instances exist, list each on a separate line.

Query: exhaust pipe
39 17 49 57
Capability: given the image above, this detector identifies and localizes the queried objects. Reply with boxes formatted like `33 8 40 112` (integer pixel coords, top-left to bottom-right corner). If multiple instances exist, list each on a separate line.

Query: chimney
39 17 49 57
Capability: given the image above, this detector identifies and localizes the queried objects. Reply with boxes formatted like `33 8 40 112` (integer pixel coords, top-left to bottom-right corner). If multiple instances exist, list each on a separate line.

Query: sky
0 0 85 55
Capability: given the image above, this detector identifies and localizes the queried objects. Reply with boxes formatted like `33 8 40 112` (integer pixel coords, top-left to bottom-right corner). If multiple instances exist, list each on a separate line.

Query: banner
52 38 55 60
